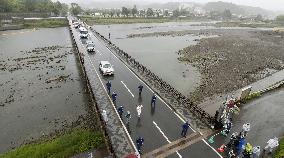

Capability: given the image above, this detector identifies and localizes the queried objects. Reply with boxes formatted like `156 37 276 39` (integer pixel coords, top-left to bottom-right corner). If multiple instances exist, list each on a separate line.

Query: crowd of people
212 97 279 158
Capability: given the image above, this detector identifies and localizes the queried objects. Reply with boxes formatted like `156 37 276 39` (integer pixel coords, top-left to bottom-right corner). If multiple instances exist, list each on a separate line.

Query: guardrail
91 28 214 126
68 24 115 157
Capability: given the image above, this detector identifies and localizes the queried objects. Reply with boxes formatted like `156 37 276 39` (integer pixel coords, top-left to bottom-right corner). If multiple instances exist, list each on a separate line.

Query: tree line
0 0 68 16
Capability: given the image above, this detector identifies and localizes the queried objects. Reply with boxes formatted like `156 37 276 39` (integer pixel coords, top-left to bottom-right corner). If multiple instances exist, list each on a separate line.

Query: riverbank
0 28 103 154
215 21 283 28
275 136 284 158
0 128 105 158
82 17 211 25
177 29 284 103
0 19 67 31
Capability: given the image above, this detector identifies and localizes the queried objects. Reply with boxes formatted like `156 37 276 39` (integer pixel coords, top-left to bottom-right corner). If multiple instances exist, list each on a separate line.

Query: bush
0 128 104 158
274 136 284 158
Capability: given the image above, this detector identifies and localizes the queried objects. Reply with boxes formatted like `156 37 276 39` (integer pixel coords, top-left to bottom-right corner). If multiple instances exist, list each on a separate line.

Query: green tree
70 3 82 16
121 7 130 17
164 10 169 17
131 5 137 17
146 8 153 17
255 14 263 21
173 9 180 17
276 15 284 22
223 9 232 20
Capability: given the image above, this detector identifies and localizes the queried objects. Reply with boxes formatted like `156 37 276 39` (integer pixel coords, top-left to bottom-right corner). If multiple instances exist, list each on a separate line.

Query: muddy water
93 22 216 95
0 28 89 153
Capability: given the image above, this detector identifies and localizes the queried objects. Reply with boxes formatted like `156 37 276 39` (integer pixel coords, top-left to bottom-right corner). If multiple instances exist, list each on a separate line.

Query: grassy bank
274 136 284 158
215 21 282 28
81 17 210 25
23 19 68 29
82 17 171 25
0 128 104 158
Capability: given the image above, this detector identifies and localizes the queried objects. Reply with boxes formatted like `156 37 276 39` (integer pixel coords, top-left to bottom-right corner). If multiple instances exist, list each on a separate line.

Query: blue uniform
136 137 144 154
117 106 124 117
138 85 143 95
106 81 111 94
112 93 117 102
151 95 157 106
181 122 190 137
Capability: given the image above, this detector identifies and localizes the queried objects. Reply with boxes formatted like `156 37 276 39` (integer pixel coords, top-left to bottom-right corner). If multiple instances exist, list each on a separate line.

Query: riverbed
0 27 93 153
93 22 217 95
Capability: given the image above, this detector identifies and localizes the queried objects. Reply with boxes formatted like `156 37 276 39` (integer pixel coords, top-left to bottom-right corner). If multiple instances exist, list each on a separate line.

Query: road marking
72 28 138 154
121 81 135 98
93 31 190 125
153 121 182 158
97 50 102 55
89 27 222 158
202 139 223 158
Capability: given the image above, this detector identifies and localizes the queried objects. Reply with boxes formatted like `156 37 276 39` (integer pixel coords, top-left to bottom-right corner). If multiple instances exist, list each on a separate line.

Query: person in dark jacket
136 136 144 154
138 84 143 96
181 121 190 137
112 92 117 104
151 94 157 107
106 81 111 94
117 105 124 118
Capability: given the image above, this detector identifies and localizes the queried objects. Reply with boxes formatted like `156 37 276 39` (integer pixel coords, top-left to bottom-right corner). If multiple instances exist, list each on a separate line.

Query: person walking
117 105 124 118
181 121 190 138
264 137 279 154
151 93 157 107
102 110 108 123
106 81 111 94
125 111 131 124
136 104 143 118
252 146 260 158
112 92 117 104
242 123 251 137
138 84 143 96
136 136 144 154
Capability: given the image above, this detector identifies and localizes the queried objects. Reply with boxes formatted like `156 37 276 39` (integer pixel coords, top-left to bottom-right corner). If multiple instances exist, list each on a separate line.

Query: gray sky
90 0 284 11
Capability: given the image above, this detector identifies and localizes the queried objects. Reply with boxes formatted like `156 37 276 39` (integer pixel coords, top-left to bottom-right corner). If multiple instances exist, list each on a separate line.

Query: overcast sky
89 0 284 11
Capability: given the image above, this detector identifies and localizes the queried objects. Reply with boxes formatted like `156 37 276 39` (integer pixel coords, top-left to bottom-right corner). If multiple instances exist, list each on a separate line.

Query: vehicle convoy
99 61 114 76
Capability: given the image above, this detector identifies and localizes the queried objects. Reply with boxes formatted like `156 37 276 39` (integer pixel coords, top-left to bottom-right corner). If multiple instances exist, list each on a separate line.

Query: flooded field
0 28 94 153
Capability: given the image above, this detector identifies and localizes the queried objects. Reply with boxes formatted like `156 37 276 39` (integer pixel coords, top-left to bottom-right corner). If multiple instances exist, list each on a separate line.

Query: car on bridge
86 43 95 52
99 61 114 76
79 27 88 38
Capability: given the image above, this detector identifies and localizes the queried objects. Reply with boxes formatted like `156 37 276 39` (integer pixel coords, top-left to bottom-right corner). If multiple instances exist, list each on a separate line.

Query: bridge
68 17 222 158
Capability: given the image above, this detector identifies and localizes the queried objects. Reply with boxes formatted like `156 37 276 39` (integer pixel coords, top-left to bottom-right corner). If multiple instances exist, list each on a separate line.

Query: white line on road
121 81 135 98
153 121 182 158
73 31 138 154
90 28 222 158
97 50 102 55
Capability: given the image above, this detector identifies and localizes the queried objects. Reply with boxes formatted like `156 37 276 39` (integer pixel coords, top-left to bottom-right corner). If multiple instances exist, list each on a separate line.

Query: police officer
151 93 157 107
106 81 111 94
117 105 124 118
136 136 144 154
138 84 143 96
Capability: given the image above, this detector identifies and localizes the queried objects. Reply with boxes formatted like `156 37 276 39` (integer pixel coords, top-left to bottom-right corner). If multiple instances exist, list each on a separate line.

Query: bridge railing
91 28 214 126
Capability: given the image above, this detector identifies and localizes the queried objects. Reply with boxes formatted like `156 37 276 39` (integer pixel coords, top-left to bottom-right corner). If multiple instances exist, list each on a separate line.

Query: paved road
72 21 222 158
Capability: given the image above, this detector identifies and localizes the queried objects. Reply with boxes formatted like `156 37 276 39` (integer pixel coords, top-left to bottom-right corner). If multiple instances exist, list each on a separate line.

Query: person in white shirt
136 104 143 118
264 137 279 154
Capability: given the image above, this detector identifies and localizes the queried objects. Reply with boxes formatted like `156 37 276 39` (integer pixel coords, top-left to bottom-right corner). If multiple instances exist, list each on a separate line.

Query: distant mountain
203 1 274 18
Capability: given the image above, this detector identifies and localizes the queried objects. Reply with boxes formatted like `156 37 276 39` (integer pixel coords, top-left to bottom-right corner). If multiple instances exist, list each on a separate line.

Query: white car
80 32 88 38
99 61 114 76
86 40 94 45
86 43 95 52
